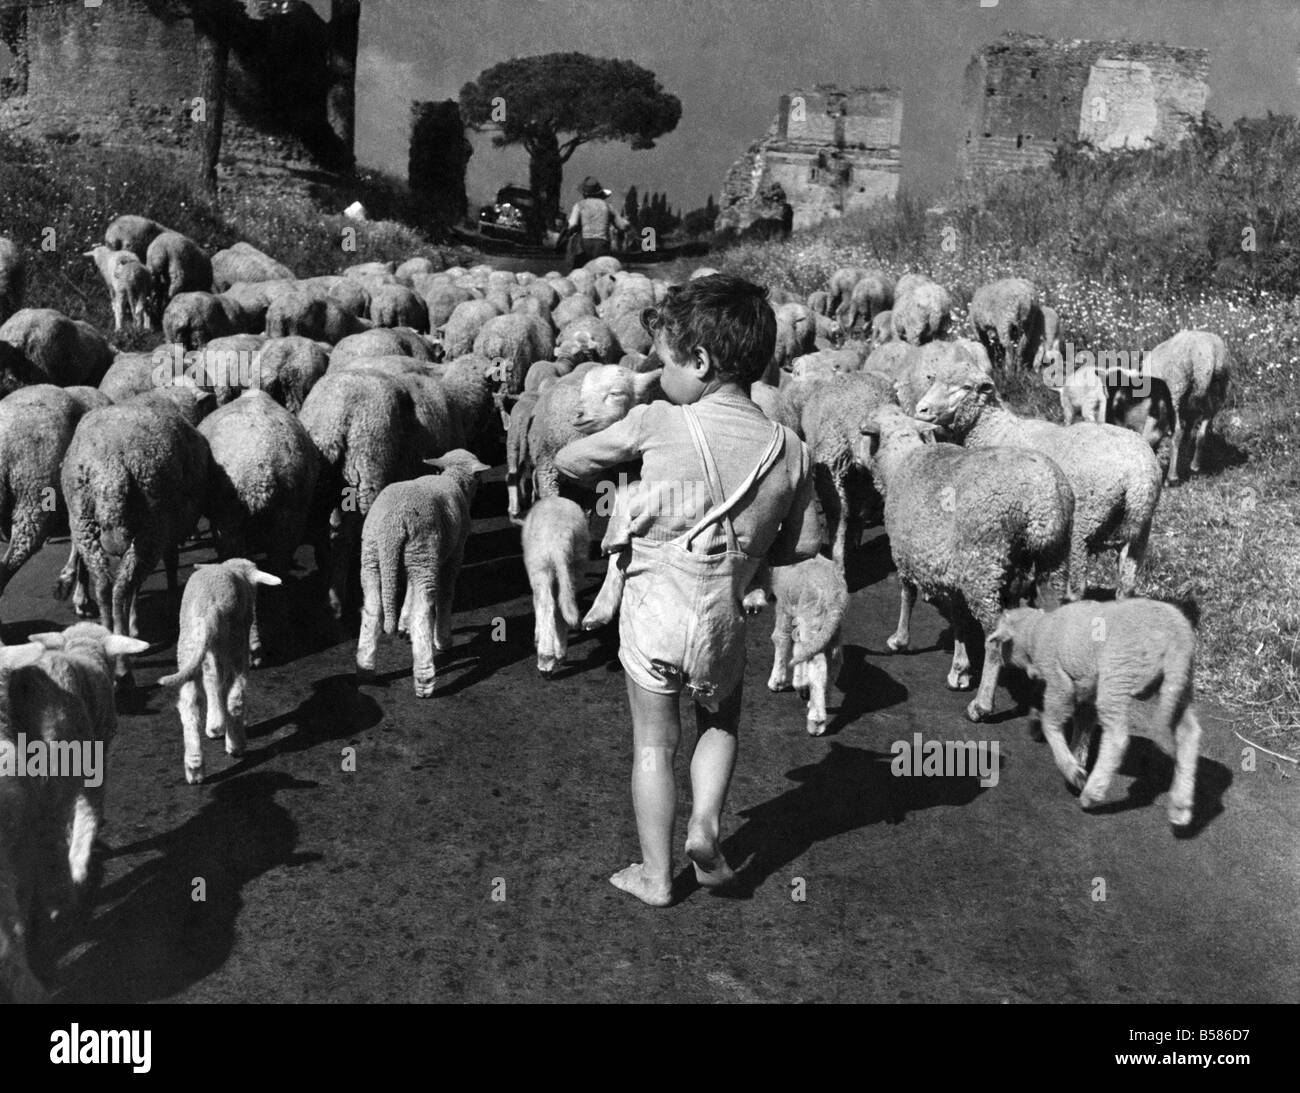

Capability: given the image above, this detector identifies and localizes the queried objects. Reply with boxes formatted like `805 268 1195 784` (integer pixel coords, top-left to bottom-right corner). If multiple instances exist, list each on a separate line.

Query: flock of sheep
0 215 1231 998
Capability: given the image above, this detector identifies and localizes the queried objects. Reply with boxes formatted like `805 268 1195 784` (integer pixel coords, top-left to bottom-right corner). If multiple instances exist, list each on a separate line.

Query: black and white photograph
0 0 1295 1027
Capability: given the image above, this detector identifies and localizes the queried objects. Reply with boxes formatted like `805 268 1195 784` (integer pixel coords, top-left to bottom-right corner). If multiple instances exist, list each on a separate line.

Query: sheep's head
574 365 637 433
425 449 492 499
990 608 1042 674
856 404 939 466
913 348 995 427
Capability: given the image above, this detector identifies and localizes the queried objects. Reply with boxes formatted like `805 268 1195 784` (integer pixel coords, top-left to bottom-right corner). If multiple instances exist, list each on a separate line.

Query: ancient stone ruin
0 0 359 179
716 84 902 235
409 100 473 236
960 32 1211 175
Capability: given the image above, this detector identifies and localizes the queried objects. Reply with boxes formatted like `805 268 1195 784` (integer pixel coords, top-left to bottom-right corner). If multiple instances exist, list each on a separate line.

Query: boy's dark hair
646 274 776 384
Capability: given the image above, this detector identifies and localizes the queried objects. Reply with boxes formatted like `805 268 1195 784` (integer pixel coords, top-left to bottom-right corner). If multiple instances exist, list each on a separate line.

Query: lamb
199 388 320 589
992 598 1202 826
0 237 25 327
506 390 541 521
839 270 893 337
969 277 1041 370
800 370 897 568
355 450 491 697
162 291 243 349
857 403 1074 721
265 291 370 344
1139 330 1231 484
104 214 169 260
522 497 591 676
253 336 329 413
438 299 502 359
331 327 437 367
555 315 619 364
1104 367 1176 474
84 245 155 332
158 558 282 784
770 304 817 378
0 309 114 387
914 358 1164 599
891 278 951 345
369 283 430 333
824 266 869 318
298 370 413 620
0 385 104 628
1058 362 1106 425
145 230 213 306
473 312 554 394
210 241 294 290
761 555 849 736
59 399 211 681
553 292 598 329
807 289 832 317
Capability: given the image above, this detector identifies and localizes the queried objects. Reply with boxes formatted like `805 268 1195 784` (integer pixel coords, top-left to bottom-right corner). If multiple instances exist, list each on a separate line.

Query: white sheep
254 336 329 413
439 299 502 359
0 308 113 387
840 270 893 338
356 450 491 697
555 315 619 364
159 558 281 784
914 358 1164 599
1141 330 1231 484
162 291 244 349
857 403 1074 721
969 277 1041 370
891 278 951 345
522 497 591 676
84 245 155 332
1058 362 1105 425
210 241 294 290
265 291 370 344
761 555 849 736
104 214 170 260
369 283 430 333
993 598 1202 826
145 230 213 306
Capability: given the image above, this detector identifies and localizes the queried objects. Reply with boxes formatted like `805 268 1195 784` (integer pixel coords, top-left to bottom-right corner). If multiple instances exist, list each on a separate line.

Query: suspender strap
680 405 785 553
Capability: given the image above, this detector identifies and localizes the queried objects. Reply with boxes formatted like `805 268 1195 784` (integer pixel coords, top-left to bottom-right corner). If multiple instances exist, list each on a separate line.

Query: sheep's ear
466 459 492 475
423 456 448 472
250 569 282 587
977 378 997 397
27 631 65 650
0 643 44 669
102 635 150 657
82 249 96 258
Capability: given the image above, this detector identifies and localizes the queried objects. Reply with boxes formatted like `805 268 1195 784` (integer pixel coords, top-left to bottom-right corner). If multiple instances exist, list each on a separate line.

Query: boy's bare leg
685 683 741 888
610 679 680 907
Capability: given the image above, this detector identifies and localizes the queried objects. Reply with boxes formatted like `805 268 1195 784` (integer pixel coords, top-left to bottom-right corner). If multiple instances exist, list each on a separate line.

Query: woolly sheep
1104 368 1176 475
473 312 554 394
439 298 502 359
553 292 598 328
1058 363 1106 425
892 278 951 345
812 312 842 347
993 598 1202 826
0 386 103 624
369 283 430 333
84 245 154 332
870 310 895 347
425 284 480 329
0 309 113 387
220 279 294 330
159 558 281 783
145 230 213 305
104 214 169 260
163 291 242 349
298 370 414 619
331 327 437 367
840 270 894 337
807 289 831 317
857 403 1073 721
790 348 862 384
132 384 216 428
914 359 1164 599
356 450 492 696
800 370 897 568
265 291 370 344
969 277 1041 370
210 241 294 290
605 309 652 358
0 341 46 398
893 339 990 416
506 389 541 522
252 336 328 414
1139 330 1231 484
396 256 442 282
99 351 161 402
584 255 623 276
522 497 591 676
556 315 619 364
824 267 869 317
199 388 320 590
762 555 849 736
330 353 440 380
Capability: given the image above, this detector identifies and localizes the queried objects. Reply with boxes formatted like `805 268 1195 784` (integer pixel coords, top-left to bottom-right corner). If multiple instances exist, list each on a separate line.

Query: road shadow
825 645 910 735
708 741 991 898
52 771 321 1003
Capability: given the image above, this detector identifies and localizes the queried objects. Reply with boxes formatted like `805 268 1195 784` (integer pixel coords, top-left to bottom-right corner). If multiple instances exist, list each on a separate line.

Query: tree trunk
327 0 361 171
529 130 564 227
191 6 228 197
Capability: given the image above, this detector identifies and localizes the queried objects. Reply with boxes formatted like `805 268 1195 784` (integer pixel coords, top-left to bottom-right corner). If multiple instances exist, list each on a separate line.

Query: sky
342 0 1300 213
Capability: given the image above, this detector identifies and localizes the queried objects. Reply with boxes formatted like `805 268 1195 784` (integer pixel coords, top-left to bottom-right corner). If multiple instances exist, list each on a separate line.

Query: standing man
567 177 630 270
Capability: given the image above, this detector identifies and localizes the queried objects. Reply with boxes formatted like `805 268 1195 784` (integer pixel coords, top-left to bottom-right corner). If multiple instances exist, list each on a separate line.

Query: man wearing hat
565 176 630 269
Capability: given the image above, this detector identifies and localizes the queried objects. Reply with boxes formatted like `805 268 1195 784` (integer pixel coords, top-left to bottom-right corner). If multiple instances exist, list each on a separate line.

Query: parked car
478 184 542 244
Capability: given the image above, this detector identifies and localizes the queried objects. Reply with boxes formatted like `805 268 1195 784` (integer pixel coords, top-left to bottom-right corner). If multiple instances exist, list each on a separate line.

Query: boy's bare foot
685 827 736 889
609 863 673 906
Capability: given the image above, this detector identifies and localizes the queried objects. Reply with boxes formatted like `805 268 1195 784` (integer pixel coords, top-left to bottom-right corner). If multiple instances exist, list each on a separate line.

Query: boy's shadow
52 771 321 1003
701 741 992 898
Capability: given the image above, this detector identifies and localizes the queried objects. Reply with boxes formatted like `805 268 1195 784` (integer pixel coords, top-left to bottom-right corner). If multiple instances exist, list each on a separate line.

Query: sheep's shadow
51 770 321 1003
700 741 990 899
824 644 910 735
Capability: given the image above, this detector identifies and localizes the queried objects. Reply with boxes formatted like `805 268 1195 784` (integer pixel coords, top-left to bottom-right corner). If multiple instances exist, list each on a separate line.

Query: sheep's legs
947 637 972 690
1190 415 1213 475
112 542 154 680
356 558 382 678
326 510 357 621
767 601 795 692
1071 702 1097 770
1078 693 1130 810
434 555 461 652
203 656 228 740
1066 527 1089 601
410 592 438 698
1039 689 1087 789
802 652 831 736
67 793 98 888
178 679 206 784
886 581 917 652
225 670 247 758
966 605 1001 721
533 579 559 676
398 582 414 637
1168 707 1201 827
830 474 851 570
1167 413 1187 484
1116 528 1148 599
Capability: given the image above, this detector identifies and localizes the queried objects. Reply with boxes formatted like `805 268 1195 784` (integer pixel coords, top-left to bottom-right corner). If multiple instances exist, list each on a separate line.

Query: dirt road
9 470 1297 1003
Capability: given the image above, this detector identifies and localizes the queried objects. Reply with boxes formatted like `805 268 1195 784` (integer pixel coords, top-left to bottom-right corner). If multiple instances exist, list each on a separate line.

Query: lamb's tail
159 626 205 687
554 557 581 629
378 534 404 636
790 564 849 665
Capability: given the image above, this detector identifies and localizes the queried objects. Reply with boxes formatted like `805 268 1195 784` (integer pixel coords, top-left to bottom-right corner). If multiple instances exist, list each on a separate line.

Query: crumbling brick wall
960 32 1211 175
0 0 357 174
717 84 902 235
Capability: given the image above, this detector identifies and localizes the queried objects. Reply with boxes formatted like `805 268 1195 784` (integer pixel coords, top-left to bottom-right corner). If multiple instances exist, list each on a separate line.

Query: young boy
553 275 820 906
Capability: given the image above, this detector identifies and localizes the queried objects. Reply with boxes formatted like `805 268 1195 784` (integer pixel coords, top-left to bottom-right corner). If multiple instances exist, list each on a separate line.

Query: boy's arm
567 203 582 230
767 440 821 566
553 404 649 486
